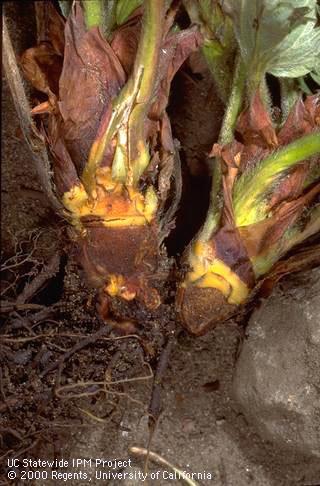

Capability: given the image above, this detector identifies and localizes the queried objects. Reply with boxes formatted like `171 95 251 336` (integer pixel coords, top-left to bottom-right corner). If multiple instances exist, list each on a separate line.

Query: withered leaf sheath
21 1 201 318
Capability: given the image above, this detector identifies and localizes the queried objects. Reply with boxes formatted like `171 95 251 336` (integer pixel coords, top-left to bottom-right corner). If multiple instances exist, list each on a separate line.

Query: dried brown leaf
239 183 320 261
278 94 320 145
46 117 80 196
20 43 62 97
35 1 65 55
111 12 141 76
58 3 126 174
150 28 203 120
258 245 320 297
236 91 278 148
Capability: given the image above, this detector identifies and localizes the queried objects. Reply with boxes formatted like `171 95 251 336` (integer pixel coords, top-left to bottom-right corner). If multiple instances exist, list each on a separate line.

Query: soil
1 3 320 486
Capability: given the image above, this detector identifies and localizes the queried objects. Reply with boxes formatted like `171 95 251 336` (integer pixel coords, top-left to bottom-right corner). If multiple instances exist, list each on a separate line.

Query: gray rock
233 267 320 459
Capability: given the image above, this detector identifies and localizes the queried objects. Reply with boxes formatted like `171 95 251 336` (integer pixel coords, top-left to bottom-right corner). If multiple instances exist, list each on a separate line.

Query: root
130 446 200 486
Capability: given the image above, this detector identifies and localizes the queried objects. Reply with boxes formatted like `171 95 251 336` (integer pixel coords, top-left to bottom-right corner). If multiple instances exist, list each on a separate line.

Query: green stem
116 0 143 25
199 56 246 241
82 0 103 29
233 131 320 226
280 78 299 125
82 0 117 36
219 57 246 145
132 0 164 104
128 0 165 184
201 42 231 104
103 0 117 38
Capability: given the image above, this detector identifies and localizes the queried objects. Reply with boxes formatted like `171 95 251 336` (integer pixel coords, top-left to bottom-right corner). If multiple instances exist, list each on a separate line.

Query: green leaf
197 0 236 52
268 22 320 77
229 0 320 86
116 0 142 25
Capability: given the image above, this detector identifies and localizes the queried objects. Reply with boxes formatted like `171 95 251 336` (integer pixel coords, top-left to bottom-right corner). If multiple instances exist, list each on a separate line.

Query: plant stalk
82 0 103 29
199 55 246 241
82 0 117 37
127 0 165 184
280 78 299 125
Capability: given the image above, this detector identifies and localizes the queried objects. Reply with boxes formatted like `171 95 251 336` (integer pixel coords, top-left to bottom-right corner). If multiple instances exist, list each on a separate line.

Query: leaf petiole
200 55 246 241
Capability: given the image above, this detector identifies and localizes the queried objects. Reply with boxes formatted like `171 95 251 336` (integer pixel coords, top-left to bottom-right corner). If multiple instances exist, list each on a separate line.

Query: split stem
82 0 165 193
132 0 164 104
128 0 165 184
